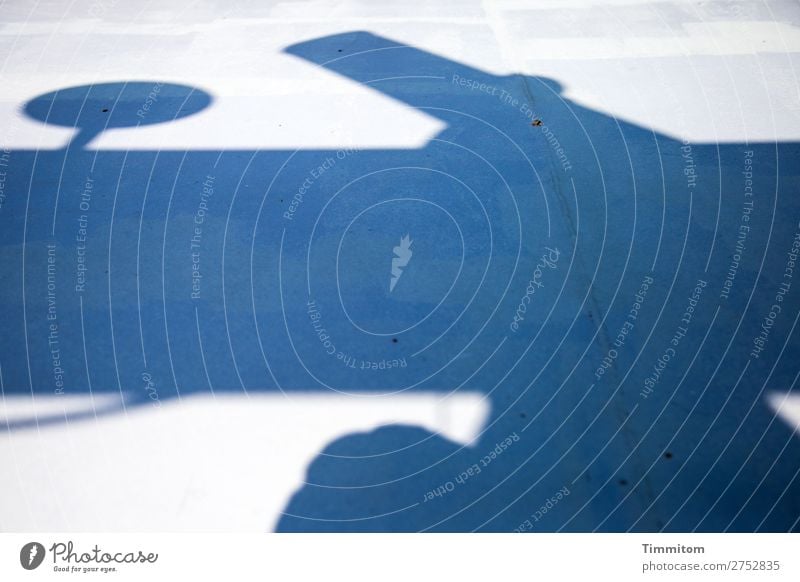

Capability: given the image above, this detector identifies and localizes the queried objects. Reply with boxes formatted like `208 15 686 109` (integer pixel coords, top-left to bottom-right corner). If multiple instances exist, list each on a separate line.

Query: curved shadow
277 425 466 532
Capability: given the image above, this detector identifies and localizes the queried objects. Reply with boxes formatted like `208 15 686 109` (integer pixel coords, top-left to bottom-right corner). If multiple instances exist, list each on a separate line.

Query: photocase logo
20 542 45 570
390 234 413 292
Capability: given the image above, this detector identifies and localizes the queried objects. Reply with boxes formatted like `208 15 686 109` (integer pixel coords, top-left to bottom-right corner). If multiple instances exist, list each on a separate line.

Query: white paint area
2 0 798 150
0 392 489 531
766 391 800 436
483 0 800 143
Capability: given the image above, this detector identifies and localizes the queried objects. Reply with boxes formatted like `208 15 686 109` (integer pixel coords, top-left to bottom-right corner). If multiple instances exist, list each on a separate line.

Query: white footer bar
1 534 796 581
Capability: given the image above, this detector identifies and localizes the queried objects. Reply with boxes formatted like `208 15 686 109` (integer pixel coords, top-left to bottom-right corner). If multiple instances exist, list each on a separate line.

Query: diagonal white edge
766 391 800 436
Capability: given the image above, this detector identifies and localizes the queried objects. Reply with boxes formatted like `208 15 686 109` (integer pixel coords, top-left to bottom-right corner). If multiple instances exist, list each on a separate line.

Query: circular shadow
24 81 212 147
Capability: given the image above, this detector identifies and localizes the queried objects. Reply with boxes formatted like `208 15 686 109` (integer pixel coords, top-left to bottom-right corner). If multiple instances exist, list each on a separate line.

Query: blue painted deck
1 10 799 532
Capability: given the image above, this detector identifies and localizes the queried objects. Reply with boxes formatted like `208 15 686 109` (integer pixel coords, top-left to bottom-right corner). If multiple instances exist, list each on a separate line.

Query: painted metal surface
0 1 798 531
